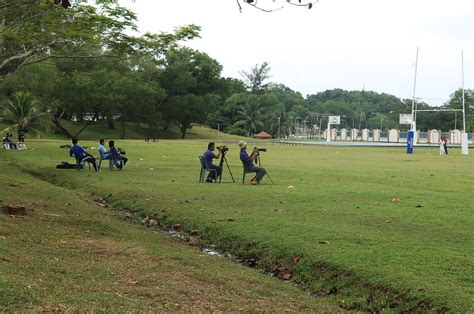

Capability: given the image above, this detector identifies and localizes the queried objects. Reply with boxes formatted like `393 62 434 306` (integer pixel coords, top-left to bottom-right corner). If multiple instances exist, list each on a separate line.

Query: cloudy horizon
121 0 473 107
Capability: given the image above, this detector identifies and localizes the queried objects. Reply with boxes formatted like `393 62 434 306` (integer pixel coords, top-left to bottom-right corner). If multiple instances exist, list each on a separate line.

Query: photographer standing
203 142 222 182
238 140 266 185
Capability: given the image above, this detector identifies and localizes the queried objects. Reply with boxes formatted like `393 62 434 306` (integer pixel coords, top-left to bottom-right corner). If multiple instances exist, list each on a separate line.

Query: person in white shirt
439 139 446 156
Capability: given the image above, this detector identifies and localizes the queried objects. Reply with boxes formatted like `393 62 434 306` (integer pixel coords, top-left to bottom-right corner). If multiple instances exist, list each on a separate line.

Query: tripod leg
257 155 273 184
265 171 274 184
217 156 225 183
224 157 236 183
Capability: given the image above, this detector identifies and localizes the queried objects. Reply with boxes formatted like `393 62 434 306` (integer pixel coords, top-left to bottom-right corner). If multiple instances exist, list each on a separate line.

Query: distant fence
320 129 474 144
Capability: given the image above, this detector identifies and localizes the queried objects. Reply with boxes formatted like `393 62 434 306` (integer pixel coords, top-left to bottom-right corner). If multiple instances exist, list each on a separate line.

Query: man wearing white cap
238 140 267 185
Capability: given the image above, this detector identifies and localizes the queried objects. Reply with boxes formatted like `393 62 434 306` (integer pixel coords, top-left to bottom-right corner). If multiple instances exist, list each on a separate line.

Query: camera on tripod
254 147 266 153
216 145 234 183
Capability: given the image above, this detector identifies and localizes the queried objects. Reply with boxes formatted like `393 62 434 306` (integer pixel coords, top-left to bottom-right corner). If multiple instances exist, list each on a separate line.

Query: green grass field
1 140 473 311
0 146 336 312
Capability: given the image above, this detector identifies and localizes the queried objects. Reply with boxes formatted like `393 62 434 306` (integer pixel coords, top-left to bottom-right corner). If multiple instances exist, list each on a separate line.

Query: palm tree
234 96 264 136
1 92 50 135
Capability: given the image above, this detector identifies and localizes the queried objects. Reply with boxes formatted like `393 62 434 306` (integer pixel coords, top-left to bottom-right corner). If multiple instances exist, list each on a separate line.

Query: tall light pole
344 116 354 129
318 116 324 139
365 112 373 129
462 50 466 133
411 47 419 131
277 116 281 140
455 111 457 130
302 117 308 137
461 50 468 155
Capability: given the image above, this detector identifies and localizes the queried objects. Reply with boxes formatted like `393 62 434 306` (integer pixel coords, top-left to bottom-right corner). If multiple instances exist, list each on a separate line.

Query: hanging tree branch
237 0 318 13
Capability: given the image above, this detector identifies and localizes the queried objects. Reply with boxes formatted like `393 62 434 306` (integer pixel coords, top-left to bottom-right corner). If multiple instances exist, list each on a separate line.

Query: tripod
217 150 235 183
255 151 273 184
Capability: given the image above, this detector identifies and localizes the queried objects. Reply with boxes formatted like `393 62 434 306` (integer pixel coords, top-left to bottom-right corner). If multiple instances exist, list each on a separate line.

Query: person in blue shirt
239 140 266 185
108 140 128 169
69 138 98 171
98 139 110 159
202 142 222 182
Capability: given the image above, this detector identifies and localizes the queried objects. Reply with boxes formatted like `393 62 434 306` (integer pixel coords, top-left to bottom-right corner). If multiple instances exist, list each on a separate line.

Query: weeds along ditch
11 161 452 312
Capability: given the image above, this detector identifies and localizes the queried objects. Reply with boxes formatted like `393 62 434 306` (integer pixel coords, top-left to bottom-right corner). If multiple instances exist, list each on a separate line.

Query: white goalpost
461 51 469 155
407 48 469 154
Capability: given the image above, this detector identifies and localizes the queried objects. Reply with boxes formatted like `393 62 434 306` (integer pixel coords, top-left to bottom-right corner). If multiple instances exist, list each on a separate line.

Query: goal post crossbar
415 109 463 112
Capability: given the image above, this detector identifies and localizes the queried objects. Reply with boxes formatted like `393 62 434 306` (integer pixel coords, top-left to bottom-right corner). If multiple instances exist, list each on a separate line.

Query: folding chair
110 158 125 171
76 159 92 172
199 156 217 183
98 153 124 171
242 168 256 185
97 157 108 171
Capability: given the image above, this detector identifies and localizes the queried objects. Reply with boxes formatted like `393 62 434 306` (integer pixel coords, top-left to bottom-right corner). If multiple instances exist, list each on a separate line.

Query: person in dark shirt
69 138 98 171
108 140 128 169
5 133 17 149
2 134 9 149
238 140 266 185
202 142 222 182
18 128 26 149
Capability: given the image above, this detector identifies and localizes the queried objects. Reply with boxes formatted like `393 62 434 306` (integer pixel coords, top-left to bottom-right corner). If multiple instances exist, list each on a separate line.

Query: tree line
1 0 473 139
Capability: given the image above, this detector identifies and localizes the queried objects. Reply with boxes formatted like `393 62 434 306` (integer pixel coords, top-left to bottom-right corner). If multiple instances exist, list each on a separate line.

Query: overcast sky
121 0 473 106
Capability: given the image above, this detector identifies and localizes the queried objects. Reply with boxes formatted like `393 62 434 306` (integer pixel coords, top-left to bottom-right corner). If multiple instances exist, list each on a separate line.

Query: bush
226 126 247 137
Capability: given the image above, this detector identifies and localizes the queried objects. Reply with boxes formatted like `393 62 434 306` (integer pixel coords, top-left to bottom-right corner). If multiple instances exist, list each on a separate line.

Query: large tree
159 47 223 139
240 62 272 94
1 91 50 134
234 94 264 136
0 0 200 83
1 0 132 80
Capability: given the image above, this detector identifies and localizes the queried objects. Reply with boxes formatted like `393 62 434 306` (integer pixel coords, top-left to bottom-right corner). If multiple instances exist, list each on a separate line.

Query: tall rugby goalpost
405 48 468 155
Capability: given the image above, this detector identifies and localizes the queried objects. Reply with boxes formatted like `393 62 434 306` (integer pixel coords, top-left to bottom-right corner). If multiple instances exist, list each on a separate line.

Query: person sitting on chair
108 140 128 169
4 133 17 149
2 134 9 149
238 140 266 185
98 139 110 159
69 138 98 171
202 142 222 182
17 128 26 149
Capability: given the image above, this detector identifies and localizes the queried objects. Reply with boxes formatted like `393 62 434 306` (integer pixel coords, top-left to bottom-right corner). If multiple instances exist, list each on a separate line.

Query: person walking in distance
442 137 448 155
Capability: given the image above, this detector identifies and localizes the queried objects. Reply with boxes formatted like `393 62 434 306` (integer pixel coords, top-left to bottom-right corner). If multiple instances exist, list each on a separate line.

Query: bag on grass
56 161 77 169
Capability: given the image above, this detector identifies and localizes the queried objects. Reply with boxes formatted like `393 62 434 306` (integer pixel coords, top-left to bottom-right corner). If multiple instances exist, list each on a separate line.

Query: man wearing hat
238 140 267 185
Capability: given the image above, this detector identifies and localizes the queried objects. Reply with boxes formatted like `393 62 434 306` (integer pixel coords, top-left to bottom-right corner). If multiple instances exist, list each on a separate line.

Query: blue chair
199 156 217 183
110 158 125 171
76 159 91 172
98 153 124 171
97 157 109 171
